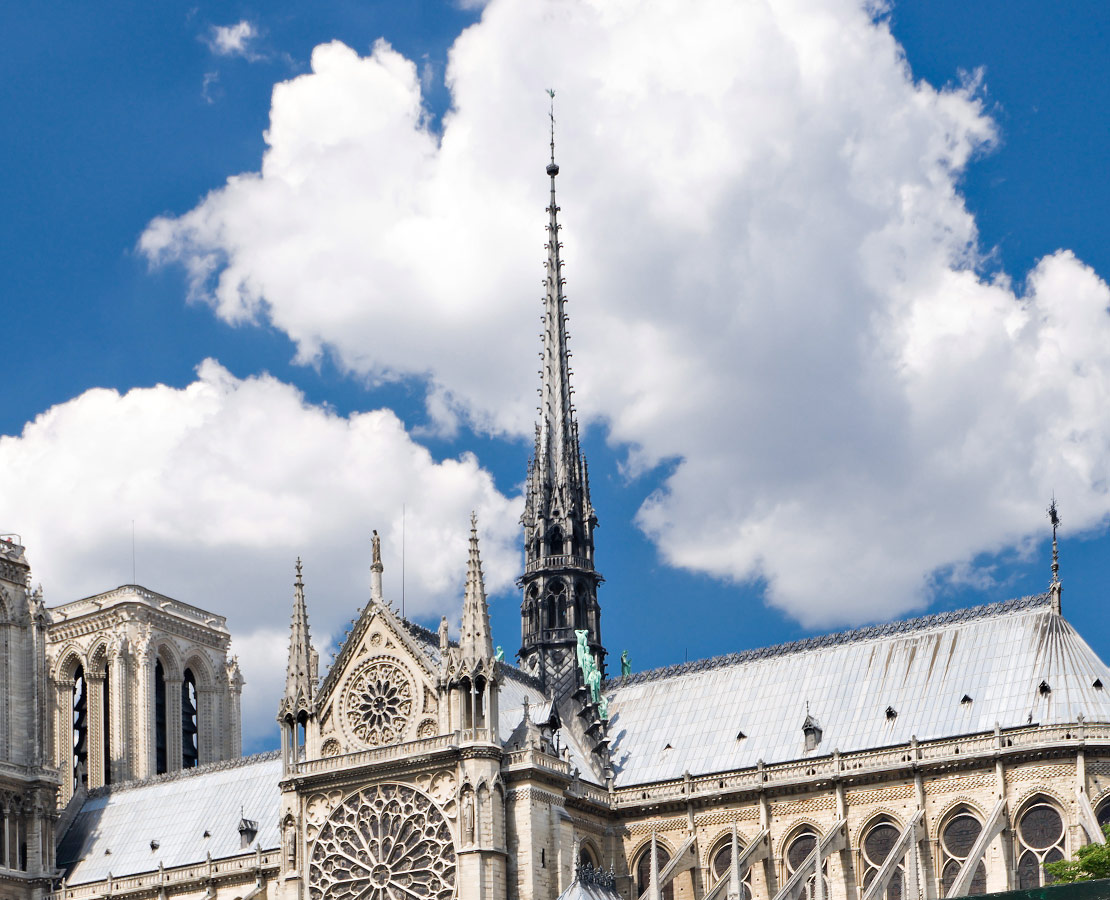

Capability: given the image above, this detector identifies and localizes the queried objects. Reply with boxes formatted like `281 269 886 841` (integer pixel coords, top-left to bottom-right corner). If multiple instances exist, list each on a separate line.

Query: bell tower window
72 665 88 792
182 668 199 768
154 659 168 774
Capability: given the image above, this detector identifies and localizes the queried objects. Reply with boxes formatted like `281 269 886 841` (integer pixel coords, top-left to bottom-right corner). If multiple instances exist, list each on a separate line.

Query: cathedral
2 146 1110 900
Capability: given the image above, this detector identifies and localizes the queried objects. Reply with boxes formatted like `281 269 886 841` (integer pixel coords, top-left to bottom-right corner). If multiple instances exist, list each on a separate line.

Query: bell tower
518 108 604 699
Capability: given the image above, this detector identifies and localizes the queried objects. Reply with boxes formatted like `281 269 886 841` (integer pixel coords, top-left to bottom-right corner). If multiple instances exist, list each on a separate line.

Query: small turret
278 558 317 769
459 514 494 661
444 517 500 743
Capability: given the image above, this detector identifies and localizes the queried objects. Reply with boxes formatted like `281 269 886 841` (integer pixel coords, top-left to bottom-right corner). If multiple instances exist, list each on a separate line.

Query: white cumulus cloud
0 361 519 746
143 0 1110 627
205 20 261 59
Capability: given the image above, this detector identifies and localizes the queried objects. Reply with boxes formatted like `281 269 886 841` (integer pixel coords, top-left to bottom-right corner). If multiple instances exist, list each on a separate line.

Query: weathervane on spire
546 89 559 176
1047 497 1063 614
1048 497 1061 585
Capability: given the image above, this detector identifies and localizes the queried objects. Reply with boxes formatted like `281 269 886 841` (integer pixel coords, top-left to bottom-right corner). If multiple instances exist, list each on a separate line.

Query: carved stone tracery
308 783 456 900
342 660 414 747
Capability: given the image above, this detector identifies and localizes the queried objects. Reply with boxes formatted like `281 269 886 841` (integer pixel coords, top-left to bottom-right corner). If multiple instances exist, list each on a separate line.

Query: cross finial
1048 497 1060 585
295 557 302 580
546 89 559 176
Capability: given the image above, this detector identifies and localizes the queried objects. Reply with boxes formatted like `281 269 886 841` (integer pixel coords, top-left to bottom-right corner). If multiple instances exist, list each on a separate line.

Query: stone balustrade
612 722 1110 808
291 733 458 776
47 849 281 900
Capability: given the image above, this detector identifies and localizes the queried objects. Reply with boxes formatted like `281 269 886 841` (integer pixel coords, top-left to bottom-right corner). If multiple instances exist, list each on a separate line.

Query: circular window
1020 805 1063 851
342 659 414 747
860 820 903 900
710 839 752 900
939 811 986 896
1016 803 1066 890
308 783 455 900
942 815 982 858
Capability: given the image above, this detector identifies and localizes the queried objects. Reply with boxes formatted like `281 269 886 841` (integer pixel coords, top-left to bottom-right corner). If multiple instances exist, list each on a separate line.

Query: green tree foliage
1044 825 1110 883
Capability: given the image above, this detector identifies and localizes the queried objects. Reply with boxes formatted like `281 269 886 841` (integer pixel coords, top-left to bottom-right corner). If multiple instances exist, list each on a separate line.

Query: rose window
309 783 456 900
344 661 414 746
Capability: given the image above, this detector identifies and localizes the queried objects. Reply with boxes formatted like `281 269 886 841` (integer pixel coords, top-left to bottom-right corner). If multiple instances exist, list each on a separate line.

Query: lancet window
181 667 199 768
154 659 168 774
634 844 674 900
709 835 752 900
859 818 903 899
783 828 827 900
72 665 88 791
939 810 986 896
1015 802 1065 890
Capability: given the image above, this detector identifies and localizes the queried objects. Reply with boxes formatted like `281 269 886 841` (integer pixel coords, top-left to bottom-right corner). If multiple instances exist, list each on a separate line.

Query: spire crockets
278 558 316 722
459 513 494 660
519 94 604 699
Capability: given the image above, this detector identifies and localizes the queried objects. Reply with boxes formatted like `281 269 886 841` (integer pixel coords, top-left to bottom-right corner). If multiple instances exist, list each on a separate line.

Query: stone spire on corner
459 513 494 661
278 557 316 722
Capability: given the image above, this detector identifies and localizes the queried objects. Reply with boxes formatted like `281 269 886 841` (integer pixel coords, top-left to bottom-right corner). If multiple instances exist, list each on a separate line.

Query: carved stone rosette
308 783 456 900
341 659 414 747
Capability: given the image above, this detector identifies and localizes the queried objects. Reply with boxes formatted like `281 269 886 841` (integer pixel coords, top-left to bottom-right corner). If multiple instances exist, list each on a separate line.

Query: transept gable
314 600 441 754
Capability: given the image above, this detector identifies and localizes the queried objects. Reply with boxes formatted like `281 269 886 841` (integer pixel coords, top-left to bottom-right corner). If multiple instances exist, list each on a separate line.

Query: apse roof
605 593 1110 786
58 752 282 885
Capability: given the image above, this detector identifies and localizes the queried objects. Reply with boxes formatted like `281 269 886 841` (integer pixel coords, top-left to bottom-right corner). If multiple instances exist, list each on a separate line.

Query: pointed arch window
1015 802 1065 889
72 664 88 792
182 668 199 768
710 835 752 900
939 810 986 896
101 665 112 785
860 818 903 900
634 844 674 900
548 525 565 556
154 659 168 774
784 828 827 900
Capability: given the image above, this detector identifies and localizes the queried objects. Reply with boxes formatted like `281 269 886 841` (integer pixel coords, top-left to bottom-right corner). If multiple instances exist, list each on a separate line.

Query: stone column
165 677 183 771
136 645 155 779
108 642 129 783
53 679 75 804
87 672 106 789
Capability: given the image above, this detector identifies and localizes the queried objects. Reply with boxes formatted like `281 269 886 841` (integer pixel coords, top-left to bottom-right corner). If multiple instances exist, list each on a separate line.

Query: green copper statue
584 654 601 704
575 629 590 669
597 693 609 721
621 650 631 678
495 646 504 662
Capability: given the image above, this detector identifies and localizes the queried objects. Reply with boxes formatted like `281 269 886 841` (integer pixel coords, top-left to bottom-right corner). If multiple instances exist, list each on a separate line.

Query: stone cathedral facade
3 150 1110 900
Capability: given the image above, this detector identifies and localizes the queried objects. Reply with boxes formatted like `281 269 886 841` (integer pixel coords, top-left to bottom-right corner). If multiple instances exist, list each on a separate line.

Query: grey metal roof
58 752 282 885
606 594 1110 786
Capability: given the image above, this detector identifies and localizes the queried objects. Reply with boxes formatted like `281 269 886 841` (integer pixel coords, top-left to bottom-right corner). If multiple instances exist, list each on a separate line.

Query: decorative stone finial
1048 497 1062 614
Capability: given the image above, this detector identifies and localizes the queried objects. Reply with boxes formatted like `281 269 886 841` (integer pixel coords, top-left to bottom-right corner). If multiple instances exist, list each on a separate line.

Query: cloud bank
0 361 519 745
143 0 1110 626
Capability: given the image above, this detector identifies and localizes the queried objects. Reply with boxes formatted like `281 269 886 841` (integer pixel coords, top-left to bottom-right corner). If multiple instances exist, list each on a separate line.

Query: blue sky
2 0 1109 752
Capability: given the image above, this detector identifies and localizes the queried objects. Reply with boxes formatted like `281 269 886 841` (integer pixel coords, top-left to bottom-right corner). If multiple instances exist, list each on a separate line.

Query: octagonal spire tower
518 102 604 699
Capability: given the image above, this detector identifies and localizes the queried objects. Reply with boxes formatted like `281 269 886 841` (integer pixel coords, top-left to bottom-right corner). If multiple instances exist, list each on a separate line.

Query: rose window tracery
309 783 456 900
343 661 414 746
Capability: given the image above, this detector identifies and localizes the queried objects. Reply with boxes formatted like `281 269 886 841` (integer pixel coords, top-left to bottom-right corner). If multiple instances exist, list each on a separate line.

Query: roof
606 594 1110 786
58 752 282 885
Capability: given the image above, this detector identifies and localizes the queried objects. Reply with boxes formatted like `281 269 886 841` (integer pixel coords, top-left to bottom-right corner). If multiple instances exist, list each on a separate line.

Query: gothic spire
518 94 604 699
459 514 494 660
279 557 315 719
532 90 586 512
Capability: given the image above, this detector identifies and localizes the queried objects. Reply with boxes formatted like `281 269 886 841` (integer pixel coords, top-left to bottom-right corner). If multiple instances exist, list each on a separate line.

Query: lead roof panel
58 753 282 885
605 595 1110 786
